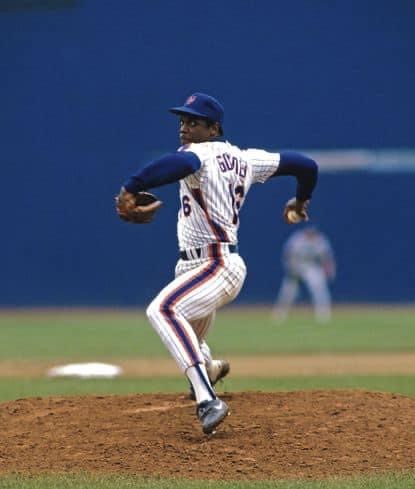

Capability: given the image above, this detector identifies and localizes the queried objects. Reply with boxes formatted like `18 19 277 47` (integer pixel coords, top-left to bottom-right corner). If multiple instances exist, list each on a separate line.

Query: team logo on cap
185 95 196 105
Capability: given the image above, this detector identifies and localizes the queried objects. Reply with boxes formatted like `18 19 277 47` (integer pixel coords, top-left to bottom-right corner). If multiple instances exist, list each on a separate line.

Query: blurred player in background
272 226 336 322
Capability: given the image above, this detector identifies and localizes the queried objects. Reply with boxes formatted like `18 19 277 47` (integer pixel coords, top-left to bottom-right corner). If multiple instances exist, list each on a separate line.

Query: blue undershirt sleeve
123 151 201 193
273 151 318 201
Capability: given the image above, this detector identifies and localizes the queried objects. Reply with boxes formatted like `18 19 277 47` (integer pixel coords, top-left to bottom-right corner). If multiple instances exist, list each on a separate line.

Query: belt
180 243 238 261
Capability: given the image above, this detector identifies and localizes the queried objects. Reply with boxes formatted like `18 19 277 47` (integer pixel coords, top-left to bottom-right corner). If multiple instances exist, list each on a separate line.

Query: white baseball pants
146 251 246 372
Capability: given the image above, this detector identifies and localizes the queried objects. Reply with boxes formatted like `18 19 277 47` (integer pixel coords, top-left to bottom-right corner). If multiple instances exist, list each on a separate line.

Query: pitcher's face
179 115 219 145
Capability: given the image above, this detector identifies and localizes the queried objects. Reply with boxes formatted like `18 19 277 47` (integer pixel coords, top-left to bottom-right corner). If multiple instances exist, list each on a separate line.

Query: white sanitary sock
186 363 216 404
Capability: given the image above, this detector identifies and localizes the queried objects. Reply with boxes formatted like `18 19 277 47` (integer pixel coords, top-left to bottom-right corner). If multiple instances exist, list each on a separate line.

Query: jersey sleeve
242 149 280 184
123 151 201 193
178 143 211 188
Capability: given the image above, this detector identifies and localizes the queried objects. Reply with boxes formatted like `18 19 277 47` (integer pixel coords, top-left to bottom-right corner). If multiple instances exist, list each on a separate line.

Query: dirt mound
0 390 414 480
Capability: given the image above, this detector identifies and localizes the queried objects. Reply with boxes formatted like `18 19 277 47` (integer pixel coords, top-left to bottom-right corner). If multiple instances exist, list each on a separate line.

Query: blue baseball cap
169 92 224 134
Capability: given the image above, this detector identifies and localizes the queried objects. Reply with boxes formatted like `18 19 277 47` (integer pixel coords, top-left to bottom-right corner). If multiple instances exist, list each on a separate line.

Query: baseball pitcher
115 92 318 434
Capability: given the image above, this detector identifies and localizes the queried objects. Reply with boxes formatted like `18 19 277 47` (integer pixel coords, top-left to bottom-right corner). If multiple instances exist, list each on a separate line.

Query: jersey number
182 187 244 224
182 195 192 216
229 184 245 225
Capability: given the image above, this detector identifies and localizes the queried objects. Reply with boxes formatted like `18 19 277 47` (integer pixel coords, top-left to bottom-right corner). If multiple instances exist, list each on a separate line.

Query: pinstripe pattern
159 257 223 365
178 141 280 250
146 252 246 372
191 188 229 243
191 314 215 342
146 141 278 383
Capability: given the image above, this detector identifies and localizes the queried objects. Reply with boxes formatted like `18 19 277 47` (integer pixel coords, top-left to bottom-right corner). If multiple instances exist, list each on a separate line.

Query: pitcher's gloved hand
115 188 163 224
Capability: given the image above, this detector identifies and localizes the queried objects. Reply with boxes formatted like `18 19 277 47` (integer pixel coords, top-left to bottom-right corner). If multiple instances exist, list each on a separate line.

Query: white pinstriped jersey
177 141 280 250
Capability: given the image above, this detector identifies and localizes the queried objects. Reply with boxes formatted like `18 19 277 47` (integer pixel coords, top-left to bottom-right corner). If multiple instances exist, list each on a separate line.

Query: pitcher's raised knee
146 299 161 324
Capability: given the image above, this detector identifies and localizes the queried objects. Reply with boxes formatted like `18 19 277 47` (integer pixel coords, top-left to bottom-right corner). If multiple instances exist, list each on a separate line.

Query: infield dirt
0 390 414 480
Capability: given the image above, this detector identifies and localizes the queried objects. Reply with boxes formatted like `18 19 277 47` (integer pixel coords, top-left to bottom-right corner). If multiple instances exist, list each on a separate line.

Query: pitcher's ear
210 122 221 137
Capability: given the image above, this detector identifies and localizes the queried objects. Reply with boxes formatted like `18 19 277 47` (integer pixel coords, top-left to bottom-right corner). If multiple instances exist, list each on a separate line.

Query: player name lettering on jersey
216 153 247 178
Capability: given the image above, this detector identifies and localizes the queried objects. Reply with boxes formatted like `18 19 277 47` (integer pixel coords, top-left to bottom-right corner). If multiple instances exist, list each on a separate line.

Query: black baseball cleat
197 398 229 434
189 360 230 401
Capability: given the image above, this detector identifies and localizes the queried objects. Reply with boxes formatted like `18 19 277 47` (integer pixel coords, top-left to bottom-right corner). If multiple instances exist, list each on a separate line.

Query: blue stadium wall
1 1 414 306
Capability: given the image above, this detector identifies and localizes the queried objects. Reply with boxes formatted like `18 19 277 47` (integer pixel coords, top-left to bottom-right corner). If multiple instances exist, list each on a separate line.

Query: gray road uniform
273 227 336 322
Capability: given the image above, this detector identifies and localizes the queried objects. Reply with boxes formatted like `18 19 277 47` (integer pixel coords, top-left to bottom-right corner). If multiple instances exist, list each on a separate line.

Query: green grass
0 307 414 360
0 306 414 401
0 472 414 489
0 375 414 402
0 307 414 488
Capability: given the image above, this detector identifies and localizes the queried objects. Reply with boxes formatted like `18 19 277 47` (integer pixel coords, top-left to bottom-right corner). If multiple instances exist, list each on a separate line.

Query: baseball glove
115 188 162 224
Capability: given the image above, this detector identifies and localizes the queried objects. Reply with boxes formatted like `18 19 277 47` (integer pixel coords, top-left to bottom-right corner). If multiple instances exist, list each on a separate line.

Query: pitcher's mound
0 390 414 480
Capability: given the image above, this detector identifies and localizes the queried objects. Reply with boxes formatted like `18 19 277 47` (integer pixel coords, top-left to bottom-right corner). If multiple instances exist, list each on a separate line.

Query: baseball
287 209 302 223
